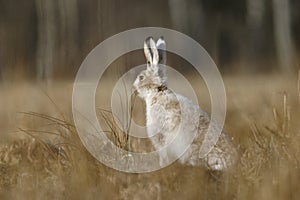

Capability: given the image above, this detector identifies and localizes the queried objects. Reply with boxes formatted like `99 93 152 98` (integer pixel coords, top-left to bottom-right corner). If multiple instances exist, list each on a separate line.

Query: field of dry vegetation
0 74 300 199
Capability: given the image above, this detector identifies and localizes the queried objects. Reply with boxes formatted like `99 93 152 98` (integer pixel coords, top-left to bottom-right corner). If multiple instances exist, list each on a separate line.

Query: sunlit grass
0 74 299 199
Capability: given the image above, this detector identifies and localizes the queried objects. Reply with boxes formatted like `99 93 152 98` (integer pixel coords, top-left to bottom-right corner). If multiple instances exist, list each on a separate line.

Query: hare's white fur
133 37 238 171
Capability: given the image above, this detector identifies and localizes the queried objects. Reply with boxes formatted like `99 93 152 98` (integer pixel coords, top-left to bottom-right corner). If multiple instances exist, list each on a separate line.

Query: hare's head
133 37 167 99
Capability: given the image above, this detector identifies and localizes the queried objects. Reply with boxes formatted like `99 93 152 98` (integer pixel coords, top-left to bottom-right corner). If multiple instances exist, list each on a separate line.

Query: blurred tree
0 1 36 80
0 0 299 80
246 0 266 71
35 0 79 80
168 0 189 32
247 0 264 28
200 0 246 69
57 0 79 75
35 0 56 81
272 0 295 72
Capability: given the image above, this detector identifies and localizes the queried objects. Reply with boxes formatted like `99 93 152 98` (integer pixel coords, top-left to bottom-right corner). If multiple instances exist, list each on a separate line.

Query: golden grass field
0 74 300 199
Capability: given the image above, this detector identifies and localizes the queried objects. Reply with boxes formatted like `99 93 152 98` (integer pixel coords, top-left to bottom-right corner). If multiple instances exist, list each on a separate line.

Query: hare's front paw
207 155 227 171
158 149 169 167
159 157 169 167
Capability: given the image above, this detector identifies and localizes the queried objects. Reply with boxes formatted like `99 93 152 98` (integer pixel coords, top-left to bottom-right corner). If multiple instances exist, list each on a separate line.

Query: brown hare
133 37 238 171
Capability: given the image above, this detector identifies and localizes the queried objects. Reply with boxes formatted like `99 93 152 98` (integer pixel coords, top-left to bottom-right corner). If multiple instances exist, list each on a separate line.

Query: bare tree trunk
272 0 295 72
58 0 78 73
247 0 264 28
246 0 265 71
97 0 116 39
0 68 4 82
168 0 189 32
35 0 56 81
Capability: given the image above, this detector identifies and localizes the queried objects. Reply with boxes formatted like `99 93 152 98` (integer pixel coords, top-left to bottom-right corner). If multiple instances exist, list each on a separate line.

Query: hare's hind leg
158 148 170 167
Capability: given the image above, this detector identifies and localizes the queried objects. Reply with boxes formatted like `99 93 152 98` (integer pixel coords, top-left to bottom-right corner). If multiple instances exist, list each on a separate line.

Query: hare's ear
156 37 167 84
144 37 159 72
149 37 159 66
144 40 152 65
156 37 166 65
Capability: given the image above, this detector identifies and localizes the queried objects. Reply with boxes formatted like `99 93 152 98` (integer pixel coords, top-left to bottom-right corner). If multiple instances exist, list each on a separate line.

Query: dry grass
0 74 300 199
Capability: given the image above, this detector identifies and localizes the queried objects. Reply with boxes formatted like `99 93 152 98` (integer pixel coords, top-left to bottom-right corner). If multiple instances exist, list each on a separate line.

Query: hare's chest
145 104 166 135
146 102 180 136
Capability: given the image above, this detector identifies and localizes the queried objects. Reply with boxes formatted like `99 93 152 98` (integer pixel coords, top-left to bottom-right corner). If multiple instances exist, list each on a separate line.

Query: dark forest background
0 0 299 81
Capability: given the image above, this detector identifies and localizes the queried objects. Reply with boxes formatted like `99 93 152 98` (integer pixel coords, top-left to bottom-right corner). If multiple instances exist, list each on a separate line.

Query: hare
133 37 238 171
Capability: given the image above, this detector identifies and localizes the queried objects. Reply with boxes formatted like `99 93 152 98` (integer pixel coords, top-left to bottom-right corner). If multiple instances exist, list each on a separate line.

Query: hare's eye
139 75 145 81
147 61 150 65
